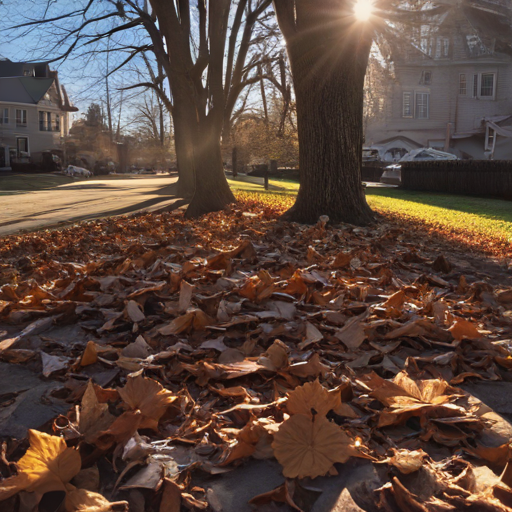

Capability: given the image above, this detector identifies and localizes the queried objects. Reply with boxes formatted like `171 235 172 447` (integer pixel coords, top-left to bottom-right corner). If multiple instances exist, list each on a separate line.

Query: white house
365 0 512 161
0 59 78 169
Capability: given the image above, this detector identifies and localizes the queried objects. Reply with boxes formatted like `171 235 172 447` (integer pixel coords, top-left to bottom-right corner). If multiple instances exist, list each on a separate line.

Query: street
0 175 180 237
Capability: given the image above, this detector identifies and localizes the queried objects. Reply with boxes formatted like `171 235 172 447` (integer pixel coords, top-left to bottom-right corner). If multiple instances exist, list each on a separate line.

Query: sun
353 0 374 21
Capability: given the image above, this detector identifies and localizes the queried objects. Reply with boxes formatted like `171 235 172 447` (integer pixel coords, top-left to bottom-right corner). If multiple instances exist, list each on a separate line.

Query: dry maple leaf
286 380 340 418
381 448 427 474
0 430 81 502
449 318 481 341
272 414 356 478
118 375 176 430
65 487 128 512
79 381 115 444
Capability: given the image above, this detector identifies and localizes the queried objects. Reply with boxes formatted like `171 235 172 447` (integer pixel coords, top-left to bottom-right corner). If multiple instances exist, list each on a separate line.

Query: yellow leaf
118 375 176 430
272 414 355 478
0 430 82 501
65 487 128 512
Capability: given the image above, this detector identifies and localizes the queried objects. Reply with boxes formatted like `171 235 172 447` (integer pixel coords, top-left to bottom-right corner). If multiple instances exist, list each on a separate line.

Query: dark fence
361 164 384 182
401 160 512 199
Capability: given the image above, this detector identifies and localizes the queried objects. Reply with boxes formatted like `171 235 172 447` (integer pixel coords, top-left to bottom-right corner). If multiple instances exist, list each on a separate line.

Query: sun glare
353 0 374 21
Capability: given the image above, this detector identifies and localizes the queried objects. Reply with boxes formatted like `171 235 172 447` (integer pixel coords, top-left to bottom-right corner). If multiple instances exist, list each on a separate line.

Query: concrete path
0 175 182 237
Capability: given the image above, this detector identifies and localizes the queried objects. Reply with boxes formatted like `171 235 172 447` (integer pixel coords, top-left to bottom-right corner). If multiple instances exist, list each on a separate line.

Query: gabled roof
0 59 50 78
0 77 54 104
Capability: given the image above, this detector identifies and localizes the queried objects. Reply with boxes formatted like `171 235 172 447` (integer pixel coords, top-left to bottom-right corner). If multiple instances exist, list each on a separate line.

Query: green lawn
228 176 512 243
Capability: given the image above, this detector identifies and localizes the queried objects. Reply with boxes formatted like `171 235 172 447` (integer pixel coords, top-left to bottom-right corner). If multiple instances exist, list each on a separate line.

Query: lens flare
353 0 374 21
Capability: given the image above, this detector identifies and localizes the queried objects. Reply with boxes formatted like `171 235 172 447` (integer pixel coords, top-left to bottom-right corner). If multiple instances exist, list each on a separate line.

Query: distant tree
3 0 274 217
85 103 105 128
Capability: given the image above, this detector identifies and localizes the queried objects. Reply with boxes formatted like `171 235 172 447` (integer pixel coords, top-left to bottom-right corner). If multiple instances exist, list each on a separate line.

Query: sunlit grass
366 188 512 243
230 176 512 245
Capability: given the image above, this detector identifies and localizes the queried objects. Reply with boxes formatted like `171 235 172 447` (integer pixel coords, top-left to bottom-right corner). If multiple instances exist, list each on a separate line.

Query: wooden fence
401 160 512 199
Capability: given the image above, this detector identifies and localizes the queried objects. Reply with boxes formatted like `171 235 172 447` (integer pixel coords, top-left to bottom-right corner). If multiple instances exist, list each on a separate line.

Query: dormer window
421 71 432 85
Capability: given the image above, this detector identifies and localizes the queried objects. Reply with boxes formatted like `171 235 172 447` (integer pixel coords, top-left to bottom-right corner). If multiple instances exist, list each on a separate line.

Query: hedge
401 160 512 199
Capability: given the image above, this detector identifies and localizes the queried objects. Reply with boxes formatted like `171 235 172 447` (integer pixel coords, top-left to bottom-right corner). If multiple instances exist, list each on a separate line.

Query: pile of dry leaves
0 195 512 511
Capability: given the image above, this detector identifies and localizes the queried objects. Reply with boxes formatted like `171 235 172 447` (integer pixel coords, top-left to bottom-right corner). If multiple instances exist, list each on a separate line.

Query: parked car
380 148 457 185
64 165 93 178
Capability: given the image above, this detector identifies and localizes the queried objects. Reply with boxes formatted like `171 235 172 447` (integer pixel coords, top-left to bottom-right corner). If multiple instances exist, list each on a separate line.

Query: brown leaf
288 353 328 378
331 251 354 269
383 290 406 310
448 318 481 341
118 375 176 430
334 312 368 349
80 341 98 366
249 481 303 511
178 280 194 312
158 308 213 335
286 380 340 418
124 300 145 323
79 381 115 444
272 414 356 478
382 449 426 474
159 478 181 512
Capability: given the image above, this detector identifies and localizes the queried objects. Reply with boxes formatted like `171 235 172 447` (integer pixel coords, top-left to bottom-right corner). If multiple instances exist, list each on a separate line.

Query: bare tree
3 0 273 217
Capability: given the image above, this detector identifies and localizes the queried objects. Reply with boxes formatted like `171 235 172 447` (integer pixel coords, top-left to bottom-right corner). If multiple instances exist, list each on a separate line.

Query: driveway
0 174 182 237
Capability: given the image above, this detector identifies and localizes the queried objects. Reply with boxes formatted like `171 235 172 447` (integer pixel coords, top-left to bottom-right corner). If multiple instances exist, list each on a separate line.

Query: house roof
0 59 50 78
0 77 54 104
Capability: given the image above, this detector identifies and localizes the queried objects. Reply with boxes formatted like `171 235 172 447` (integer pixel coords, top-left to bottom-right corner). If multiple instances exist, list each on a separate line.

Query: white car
64 165 93 178
380 148 457 185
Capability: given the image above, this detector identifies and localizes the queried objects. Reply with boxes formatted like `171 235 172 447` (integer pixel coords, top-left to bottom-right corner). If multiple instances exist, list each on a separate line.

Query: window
422 71 432 85
402 92 413 117
39 111 46 131
17 137 28 156
16 109 27 127
443 38 450 57
485 125 496 151
473 74 478 98
55 115 60 132
415 92 429 119
459 74 467 95
23 69 32 76
47 112 52 131
480 73 494 97
0 108 8 124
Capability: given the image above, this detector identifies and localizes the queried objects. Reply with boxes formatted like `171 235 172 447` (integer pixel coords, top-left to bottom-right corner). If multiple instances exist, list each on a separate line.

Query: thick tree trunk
173 113 195 198
278 5 374 225
185 126 236 218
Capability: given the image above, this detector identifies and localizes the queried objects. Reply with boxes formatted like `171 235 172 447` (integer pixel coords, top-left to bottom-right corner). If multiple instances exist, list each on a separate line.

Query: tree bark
185 125 236 218
274 0 375 226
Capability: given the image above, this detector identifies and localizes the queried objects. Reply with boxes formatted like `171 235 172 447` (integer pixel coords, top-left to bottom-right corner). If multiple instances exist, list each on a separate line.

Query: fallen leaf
286 380 339 418
118 375 176 430
41 352 69 377
449 318 481 341
79 381 115 444
65 487 128 512
124 300 145 323
272 414 356 478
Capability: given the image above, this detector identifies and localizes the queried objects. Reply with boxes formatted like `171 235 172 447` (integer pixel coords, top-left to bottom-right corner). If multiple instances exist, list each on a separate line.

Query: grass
229 175 512 249
0 173 78 194
366 187 512 243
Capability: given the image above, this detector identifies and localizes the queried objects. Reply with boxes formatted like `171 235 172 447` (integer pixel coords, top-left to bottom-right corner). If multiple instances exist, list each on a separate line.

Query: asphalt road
0 175 180 237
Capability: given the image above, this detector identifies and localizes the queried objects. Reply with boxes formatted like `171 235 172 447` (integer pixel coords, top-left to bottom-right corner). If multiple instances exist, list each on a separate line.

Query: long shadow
366 187 512 224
